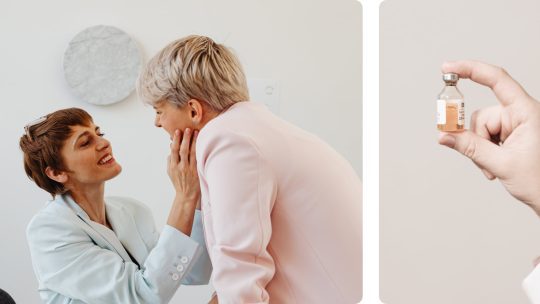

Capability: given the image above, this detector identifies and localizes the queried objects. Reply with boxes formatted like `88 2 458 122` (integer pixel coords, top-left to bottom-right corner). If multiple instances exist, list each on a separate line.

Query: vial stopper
442 73 459 83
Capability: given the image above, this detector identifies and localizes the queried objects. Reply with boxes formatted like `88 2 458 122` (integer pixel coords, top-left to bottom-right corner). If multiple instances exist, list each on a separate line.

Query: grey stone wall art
63 25 142 105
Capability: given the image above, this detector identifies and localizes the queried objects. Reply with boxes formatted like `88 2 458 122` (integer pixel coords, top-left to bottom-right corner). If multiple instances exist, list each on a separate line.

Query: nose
96 136 110 151
154 115 161 128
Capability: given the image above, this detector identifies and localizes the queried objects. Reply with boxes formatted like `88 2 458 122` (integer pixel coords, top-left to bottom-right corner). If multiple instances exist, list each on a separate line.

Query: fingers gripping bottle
437 73 465 132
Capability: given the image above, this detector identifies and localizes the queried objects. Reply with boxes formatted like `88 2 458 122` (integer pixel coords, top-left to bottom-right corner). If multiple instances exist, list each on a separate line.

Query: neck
199 104 230 129
69 183 108 227
200 111 219 128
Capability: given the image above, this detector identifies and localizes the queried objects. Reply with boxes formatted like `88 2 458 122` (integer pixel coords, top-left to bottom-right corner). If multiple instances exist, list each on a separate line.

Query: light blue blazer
26 194 212 304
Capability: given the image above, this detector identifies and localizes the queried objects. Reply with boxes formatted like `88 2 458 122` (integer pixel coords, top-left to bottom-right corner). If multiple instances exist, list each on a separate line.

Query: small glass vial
437 73 465 132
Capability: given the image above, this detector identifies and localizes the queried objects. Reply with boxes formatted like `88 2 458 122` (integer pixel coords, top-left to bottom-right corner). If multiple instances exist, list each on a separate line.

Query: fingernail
175 129 180 136
442 61 454 67
441 61 455 71
439 133 456 148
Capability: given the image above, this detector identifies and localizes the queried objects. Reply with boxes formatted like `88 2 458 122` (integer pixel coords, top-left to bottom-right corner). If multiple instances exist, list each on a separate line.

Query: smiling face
153 100 195 139
58 124 122 188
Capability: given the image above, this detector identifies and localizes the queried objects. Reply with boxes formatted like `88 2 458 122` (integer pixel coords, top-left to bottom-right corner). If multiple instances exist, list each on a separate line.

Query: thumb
438 130 505 177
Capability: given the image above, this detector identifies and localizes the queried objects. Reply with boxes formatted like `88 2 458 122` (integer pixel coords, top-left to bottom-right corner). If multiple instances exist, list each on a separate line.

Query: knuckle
463 139 478 160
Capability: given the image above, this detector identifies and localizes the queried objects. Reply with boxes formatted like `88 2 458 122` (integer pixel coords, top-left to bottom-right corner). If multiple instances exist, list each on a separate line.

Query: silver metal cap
442 73 459 83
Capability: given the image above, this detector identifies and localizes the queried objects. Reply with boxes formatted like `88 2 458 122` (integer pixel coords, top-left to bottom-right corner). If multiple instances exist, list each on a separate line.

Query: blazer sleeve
181 210 213 285
27 213 202 304
121 196 212 286
199 132 277 304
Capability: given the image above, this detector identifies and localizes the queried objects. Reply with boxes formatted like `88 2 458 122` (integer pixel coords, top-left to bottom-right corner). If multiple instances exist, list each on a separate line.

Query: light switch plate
247 78 280 114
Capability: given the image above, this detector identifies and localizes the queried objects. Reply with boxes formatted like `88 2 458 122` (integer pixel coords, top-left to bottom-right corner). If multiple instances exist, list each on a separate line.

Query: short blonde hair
137 35 249 112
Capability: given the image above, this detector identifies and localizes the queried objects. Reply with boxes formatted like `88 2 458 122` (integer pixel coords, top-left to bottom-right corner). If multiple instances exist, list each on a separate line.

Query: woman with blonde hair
138 35 362 303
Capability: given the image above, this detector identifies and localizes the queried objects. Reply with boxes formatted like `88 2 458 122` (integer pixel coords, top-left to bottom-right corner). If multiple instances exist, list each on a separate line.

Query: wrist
167 195 198 236
174 192 199 208
522 196 540 217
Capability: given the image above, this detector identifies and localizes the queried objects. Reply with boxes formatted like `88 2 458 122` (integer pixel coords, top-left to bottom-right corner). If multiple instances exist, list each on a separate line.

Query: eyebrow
72 126 100 148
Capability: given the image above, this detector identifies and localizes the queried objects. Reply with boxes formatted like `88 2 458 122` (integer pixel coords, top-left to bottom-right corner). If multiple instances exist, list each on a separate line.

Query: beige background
380 0 540 303
0 0 361 302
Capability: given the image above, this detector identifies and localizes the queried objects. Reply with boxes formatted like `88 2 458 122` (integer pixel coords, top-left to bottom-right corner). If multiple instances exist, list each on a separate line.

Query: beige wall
380 0 540 303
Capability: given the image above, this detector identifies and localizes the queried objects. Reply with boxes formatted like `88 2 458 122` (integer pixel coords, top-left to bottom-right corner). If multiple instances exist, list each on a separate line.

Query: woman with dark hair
20 108 211 304
0 288 16 304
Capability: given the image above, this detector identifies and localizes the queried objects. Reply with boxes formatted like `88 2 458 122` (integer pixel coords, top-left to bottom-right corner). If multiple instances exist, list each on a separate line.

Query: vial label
436 99 446 124
458 101 465 125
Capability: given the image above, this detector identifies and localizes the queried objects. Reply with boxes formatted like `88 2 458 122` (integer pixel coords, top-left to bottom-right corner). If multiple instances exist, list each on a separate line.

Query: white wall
380 0 540 303
0 0 362 302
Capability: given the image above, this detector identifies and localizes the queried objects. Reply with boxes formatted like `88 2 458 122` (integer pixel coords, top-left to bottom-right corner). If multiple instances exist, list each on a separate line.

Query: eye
98 132 105 137
80 140 90 147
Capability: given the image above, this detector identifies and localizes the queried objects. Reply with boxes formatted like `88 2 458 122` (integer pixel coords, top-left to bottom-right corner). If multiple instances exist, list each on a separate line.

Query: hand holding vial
438 60 540 216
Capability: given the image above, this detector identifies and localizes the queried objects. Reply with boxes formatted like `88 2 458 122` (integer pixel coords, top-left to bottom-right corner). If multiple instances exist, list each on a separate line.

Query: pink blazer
197 101 362 304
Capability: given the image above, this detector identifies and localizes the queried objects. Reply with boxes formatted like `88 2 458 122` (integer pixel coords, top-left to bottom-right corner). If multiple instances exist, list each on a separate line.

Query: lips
98 154 114 165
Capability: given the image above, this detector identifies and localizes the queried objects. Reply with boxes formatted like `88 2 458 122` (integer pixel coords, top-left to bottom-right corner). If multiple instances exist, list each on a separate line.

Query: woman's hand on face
167 128 200 202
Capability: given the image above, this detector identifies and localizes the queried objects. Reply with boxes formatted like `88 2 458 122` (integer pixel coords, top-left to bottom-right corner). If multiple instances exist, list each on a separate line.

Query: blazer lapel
106 201 149 266
61 194 133 263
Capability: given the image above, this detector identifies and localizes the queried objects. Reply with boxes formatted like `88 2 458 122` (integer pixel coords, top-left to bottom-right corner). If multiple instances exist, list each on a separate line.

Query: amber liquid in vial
437 102 465 132
437 73 465 132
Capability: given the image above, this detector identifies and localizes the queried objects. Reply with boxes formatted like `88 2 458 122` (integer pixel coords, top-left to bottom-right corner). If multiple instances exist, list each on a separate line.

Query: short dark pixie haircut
19 108 93 197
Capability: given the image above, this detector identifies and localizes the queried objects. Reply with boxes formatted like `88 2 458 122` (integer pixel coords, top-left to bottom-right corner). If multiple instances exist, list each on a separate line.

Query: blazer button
171 273 179 281
180 256 189 264
176 264 185 272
